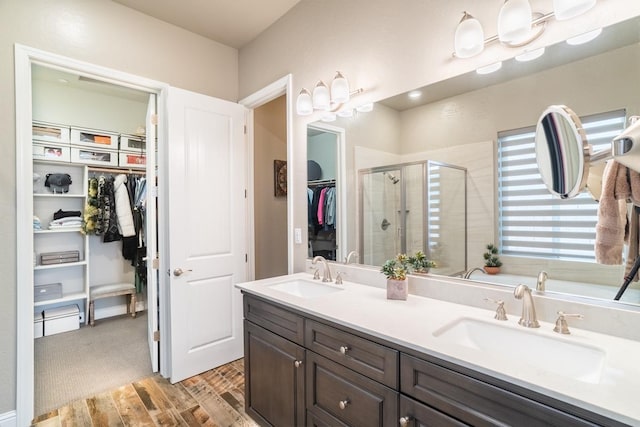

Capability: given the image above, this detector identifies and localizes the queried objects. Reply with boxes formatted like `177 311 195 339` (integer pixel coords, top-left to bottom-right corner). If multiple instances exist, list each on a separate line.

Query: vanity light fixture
296 71 365 116
453 0 597 59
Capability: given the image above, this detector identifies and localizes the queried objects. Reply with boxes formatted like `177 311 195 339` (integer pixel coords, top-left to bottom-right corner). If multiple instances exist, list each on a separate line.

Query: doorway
15 45 166 425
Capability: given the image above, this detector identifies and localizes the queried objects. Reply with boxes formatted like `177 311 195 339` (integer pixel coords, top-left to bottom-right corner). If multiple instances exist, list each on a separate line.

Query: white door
167 87 247 382
146 93 159 372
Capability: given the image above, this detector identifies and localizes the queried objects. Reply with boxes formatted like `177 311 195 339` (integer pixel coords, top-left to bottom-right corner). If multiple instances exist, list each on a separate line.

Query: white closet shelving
33 160 90 322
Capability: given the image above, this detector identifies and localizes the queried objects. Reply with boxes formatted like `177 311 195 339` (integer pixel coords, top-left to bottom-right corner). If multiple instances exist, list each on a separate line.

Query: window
498 109 626 261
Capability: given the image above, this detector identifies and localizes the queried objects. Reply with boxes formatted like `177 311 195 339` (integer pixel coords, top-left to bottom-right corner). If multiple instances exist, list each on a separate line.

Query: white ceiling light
553 0 596 21
566 28 602 45
454 11 485 58
296 72 366 116
498 0 533 44
356 103 374 113
408 90 422 99
336 109 354 118
477 61 503 74
515 47 545 62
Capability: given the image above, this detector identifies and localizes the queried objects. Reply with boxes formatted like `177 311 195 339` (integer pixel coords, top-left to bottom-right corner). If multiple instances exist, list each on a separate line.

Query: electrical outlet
294 227 302 244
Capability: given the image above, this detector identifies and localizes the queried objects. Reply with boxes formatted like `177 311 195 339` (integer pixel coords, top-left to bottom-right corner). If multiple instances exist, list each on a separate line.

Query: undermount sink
267 279 344 298
433 317 606 384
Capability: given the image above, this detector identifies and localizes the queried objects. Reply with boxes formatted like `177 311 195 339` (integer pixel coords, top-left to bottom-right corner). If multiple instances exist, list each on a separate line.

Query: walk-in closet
30 64 154 415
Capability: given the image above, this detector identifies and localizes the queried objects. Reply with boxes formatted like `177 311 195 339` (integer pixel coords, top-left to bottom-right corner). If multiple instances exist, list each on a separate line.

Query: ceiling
112 0 301 49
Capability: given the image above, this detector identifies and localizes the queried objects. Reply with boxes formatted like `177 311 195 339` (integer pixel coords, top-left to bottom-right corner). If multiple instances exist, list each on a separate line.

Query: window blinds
498 109 626 261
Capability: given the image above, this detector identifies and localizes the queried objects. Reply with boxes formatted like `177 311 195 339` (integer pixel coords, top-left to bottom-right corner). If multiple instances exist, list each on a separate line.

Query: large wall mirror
306 15 640 306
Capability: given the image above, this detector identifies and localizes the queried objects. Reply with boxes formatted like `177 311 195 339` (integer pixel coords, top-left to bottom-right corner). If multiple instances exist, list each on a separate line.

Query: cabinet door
399 395 467 427
245 320 305 427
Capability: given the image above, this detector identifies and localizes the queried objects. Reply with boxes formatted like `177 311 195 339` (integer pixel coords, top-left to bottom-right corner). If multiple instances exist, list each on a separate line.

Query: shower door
359 167 403 266
359 161 467 273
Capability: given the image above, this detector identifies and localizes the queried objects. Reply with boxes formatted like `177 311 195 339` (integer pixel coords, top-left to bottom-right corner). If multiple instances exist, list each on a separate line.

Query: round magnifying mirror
535 105 590 199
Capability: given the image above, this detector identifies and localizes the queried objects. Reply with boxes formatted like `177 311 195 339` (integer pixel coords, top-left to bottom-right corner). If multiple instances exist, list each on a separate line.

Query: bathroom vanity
237 273 640 427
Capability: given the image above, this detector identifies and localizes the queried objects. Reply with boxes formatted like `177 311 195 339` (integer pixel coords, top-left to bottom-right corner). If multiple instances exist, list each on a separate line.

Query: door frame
14 44 170 426
239 75 293 278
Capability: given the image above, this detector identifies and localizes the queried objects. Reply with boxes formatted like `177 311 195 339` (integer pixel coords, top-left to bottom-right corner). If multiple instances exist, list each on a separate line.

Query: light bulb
454 11 484 58
331 72 350 103
312 81 330 111
296 89 313 116
498 0 533 44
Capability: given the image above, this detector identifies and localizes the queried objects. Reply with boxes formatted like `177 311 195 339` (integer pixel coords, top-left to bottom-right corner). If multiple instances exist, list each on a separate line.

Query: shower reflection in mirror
358 160 467 275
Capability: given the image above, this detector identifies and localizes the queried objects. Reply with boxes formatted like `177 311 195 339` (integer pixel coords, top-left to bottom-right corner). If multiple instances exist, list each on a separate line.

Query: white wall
254 96 288 279
238 0 640 274
1 0 238 414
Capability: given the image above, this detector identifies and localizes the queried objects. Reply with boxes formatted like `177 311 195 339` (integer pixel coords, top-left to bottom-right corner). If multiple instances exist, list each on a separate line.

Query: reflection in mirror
306 15 640 305
358 161 467 275
535 105 590 199
307 128 338 261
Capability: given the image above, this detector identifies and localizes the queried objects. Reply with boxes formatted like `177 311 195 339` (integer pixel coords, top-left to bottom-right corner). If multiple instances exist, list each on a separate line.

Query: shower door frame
358 160 467 271
357 161 428 263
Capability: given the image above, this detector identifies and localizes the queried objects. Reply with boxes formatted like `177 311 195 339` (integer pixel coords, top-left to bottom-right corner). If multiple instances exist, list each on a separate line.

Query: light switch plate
294 227 302 244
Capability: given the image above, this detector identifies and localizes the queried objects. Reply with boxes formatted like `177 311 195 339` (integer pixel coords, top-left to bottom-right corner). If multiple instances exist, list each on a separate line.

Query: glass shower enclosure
358 160 467 275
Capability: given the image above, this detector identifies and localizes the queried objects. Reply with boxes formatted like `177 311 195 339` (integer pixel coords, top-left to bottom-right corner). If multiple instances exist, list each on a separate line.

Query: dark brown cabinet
243 293 625 427
244 320 306 427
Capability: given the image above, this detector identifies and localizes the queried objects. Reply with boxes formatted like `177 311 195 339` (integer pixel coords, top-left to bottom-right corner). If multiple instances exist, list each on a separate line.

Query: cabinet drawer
243 295 304 345
305 319 398 388
400 354 599 427
307 352 397 427
399 395 467 427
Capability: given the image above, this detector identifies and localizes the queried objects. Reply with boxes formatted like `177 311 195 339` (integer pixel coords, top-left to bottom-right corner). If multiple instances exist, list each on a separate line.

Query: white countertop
236 273 640 425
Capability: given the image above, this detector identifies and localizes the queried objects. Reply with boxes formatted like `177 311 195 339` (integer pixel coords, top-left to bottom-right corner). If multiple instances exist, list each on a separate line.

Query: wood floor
32 358 259 427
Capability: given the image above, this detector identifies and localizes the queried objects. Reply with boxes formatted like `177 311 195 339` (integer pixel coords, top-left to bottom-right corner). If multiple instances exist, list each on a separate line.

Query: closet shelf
34 260 87 271
34 228 82 234
34 291 87 308
33 193 85 198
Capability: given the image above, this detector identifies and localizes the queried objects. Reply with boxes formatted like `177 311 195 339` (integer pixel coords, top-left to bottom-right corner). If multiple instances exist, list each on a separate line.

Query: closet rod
88 166 146 176
308 179 336 187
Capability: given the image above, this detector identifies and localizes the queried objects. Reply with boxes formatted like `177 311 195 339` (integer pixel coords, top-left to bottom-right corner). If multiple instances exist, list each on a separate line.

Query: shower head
384 172 400 184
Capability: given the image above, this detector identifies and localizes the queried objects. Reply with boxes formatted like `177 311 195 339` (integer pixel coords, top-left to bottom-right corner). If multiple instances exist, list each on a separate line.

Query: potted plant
408 251 436 275
483 243 502 274
381 253 411 300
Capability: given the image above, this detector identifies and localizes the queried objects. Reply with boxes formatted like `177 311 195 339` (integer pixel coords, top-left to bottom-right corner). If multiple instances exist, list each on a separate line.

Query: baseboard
0 411 16 427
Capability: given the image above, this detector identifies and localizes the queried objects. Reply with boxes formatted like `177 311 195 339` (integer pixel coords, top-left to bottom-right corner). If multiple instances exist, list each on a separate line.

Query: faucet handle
484 298 508 321
553 311 583 334
335 271 346 285
310 267 320 280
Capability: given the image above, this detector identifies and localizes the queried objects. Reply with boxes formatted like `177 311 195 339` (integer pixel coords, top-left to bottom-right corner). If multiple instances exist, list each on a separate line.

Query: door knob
173 268 192 276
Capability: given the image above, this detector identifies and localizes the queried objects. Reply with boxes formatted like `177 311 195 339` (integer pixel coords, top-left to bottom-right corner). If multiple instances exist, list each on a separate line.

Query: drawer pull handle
339 345 349 355
294 360 303 368
338 399 350 410
399 416 412 426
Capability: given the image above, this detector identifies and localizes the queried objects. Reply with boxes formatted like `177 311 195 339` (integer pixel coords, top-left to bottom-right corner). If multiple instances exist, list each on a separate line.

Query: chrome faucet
312 255 332 283
513 284 540 328
344 251 359 264
463 267 485 279
536 270 548 292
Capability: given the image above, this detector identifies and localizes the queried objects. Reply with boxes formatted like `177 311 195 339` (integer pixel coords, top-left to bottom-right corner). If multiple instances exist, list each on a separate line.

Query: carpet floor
35 311 152 416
